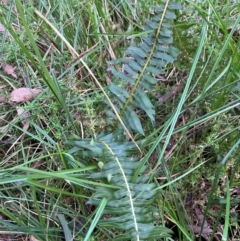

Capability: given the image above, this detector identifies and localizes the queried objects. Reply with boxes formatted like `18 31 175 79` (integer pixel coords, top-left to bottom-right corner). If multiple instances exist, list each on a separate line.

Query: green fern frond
67 1 182 240
67 131 173 240
107 1 181 135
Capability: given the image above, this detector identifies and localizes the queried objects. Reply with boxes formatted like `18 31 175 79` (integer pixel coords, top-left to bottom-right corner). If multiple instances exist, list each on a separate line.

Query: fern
106 1 181 135
68 131 173 240
67 1 181 240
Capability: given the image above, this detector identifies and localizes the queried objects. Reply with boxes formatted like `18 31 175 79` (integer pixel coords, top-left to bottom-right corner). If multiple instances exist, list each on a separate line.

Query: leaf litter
0 88 42 133
9 87 42 102
1 63 17 78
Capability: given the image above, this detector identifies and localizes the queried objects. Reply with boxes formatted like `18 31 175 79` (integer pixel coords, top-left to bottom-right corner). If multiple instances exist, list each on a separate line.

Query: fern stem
99 139 140 241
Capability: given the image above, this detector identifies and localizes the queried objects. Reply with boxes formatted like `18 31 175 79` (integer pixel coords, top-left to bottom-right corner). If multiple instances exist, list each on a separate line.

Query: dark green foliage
67 131 173 240
106 1 181 135
67 1 181 240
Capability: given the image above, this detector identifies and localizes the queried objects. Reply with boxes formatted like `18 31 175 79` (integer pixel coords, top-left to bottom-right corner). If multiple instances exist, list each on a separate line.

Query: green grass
0 0 240 240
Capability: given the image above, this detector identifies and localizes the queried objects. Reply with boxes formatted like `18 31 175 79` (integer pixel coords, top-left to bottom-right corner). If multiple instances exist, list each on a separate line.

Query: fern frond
107 1 181 135
67 131 173 240
67 1 182 240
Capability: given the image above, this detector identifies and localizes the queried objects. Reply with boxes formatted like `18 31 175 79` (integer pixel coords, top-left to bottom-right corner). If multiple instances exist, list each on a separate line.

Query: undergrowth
0 0 239 240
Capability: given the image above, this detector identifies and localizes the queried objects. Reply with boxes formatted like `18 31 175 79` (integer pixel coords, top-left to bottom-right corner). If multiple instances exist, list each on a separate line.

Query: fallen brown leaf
0 96 5 103
29 235 40 241
187 225 213 235
16 107 30 131
0 108 30 133
2 63 17 78
188 208 213 241
10 88 42 103
158 84 182 105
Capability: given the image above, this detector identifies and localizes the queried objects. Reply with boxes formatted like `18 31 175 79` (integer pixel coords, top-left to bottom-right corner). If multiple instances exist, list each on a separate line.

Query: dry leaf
30 160 45 169
16 107 30 131
187 225 213 235
189 208 213 241
2 63 17 78
29 235 40 241
0 108 30 133
10 88 42 103
158 84 182 105
106 75 111 84
0 96 5 103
